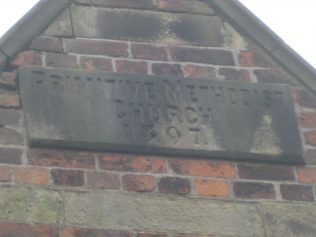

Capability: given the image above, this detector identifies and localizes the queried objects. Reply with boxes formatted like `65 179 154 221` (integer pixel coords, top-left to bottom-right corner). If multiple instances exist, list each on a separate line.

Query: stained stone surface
19 66 303 163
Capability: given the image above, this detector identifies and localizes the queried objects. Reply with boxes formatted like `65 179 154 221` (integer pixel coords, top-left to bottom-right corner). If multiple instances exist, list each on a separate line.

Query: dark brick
0 127 23 145
183 64 216 78
155 0 214 15
233 182 275 199
28 149 95 169
80 56 113 71
152 63 183 77
131 43 168 61
0 71 17 90
255 69 295 85
0 223 57 237
137 233 167 237
170 47 235 66
304 131 316 146
73 0 155 9
0 92 20 108
123 174 155 192
0 108 21 126
98 154 166 173
11 51 42 66
51 169 84 187
238 164 295 181
45 53 78 68
64 38 128 57
86 171 120 189
116 60 148 74
218 68 250 82
239 50 272 67
158 177 190 195
0 148 22 164
293 88 316 109
280 184 314 202
61 227 133 237
30 36 63 53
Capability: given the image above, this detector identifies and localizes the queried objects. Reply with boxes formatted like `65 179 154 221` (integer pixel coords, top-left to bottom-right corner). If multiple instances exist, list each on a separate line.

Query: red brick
152 63 183 77
11 50 42 66
0 93 20 108
73 0 155 9
299 112 316 128
64 38 129 57
0 148 22 164
255 69 295 85
195 179 229 197
116 60 148 74
0 166 12 182
239 50 272 67
237 164 295 181
0 223 57 237
293 88 316 109
86 171 120 189
80 56 113 71
169 159 236 178
297 167 316 184
218 68 251 82
28 149 95 169
132 43 168 61
280 184 314 202
61 227 132 237
0 71 17 90
45 52 78 68
15 167 49 185
183 64 216 78
123 174 155 192
137 233 167 237
158 177 190 195
233 182 275 199
304 131 316 146
98 154 166 173
156 0 214 14
170 47 235 66
51 169 84 187
30 35 63 53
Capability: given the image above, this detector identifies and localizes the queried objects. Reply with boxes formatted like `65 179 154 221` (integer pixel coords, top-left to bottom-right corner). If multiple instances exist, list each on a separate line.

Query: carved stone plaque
19 66 303 163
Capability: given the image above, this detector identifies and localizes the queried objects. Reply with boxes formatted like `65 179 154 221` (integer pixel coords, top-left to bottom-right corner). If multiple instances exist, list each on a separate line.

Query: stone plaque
19 66 303 163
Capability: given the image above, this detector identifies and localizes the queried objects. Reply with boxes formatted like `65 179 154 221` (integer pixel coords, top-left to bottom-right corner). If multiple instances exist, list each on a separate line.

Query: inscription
19 66 304 164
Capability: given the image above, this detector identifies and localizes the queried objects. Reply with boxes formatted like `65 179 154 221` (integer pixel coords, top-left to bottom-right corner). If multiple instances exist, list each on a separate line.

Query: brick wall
0 0 315 236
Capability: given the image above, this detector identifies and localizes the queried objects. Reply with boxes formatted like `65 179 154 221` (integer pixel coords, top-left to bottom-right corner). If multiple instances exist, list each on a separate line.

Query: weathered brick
28 149 95 169
304 131 316 146
64 38 128 57
280 184 314 202
131 43 168 61
0 223 57 237
98 154 166 173
0 92 20 108
169 159 236 178
29 36 63 53
45 53 78 68
0 108 21 126
218 68 251 82
61 227 133 237
15 167 49 185
155 0 214 15
255 69 294 85
86 171 120 189
0 166 12 182
297 167 316 184
293 88 316 109
74 0 155 9
11 51 42 66
183 64 216 78
233 182 275 199
80 56 113 71
158 177 190 195
0 127 23 145
239 50 272 67
137 232 167 237
304 149 316 165
123 174 155 192
170 47 235 66
299 112 316 128
175 235 215 237
0 71 17 90
152 63 183 77
51 169 84 187
238 164 295 181
116 60 148 74
195 179 229 197
0 148 22 164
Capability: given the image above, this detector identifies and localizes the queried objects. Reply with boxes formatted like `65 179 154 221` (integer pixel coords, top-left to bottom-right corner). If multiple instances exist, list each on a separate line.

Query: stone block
44 8 73 37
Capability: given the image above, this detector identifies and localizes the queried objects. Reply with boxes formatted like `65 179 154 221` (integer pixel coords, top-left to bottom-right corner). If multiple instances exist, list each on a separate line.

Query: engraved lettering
166 126 181 145
185 107 198 124
164 80 182 104
114 99 126 119
186 84 198 103
32 70 46 84
167 105 183 123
